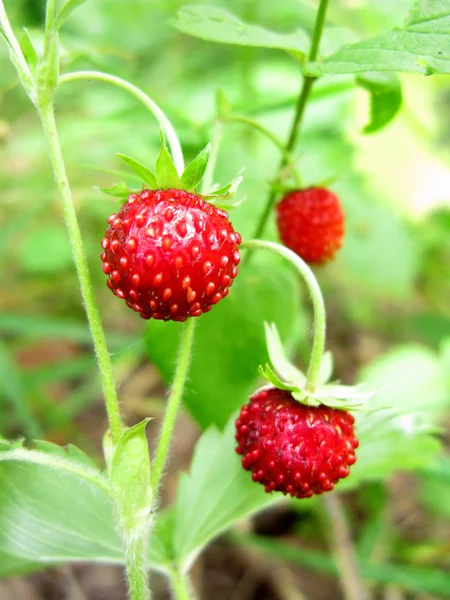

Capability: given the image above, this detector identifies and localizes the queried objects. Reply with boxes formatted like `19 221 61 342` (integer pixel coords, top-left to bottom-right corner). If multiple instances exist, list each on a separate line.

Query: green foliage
155 140 181 189
116 153 157 189
54 0 90 30
357 72 403 133
306 0 450 76
170 418 281 568
172 6 309 60
180 143 211 191
349 344 449 486
146 259 304 429
19 30 38 76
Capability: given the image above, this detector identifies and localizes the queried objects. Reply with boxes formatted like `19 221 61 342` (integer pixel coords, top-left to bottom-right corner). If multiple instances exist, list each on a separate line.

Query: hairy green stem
124 535 151 600
169 569 196 600
57 70 184 174
323 495 369 600
241 240 325 391
45 0 56 30
249 0 330 243
37 102 123 445
150 318 196 496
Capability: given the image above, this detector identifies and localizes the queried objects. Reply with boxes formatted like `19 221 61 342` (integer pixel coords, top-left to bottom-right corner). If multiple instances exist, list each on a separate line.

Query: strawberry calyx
100 133 243 208
259 323 376 411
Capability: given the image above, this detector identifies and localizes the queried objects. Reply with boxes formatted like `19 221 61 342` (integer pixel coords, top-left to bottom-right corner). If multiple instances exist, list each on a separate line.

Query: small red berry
235 387 358 498
276 187 344 264
101 189 241 321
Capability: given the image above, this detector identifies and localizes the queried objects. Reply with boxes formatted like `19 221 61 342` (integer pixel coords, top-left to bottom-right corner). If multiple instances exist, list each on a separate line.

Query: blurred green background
1 0 450 599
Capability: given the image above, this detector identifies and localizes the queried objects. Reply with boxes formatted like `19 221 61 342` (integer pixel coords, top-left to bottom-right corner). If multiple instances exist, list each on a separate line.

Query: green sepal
156 134 182 189
203 170 245 208
180 143 211 191
19 30 39 77
100 182 135 200
259 322 377 411
116 153 157 188
109 419 152 534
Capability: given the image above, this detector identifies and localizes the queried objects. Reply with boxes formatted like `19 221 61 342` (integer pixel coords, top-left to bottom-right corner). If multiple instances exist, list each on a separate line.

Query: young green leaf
55 0 90 30
156 142 181 190
357 72 402 134
116 153 157 189
109 420 152 534
100 182 133 199
305 0 450 76
19 30 38 77
180 144 211 191
172 6 309 60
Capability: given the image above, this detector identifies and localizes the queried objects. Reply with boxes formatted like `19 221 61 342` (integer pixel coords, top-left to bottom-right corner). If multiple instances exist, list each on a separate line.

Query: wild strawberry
235 387 358 498
101 188 241 321
276 187 344 264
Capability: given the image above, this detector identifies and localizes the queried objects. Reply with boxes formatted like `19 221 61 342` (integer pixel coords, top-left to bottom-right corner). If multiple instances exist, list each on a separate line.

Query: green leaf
19 227 73 275
116 153 157 189
172 418 282 568
19 30 38 77
180 143 211 191
0 455 122 577
156 141 181 190
348 344 449 487
146 259 305 429
109 420 152 533
305 0 450 76
172 6 309 59
357 72 402 133
100 182 133 199
55 0 90 29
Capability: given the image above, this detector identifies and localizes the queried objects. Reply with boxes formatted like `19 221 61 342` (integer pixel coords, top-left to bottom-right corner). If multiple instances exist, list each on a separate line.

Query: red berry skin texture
101 189 241 321
276 187 345 264
235 388 359 498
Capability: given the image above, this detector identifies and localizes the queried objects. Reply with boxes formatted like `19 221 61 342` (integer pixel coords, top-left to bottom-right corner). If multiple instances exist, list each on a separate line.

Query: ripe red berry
235 387 358 498
101 189 241 321
276 187 344 264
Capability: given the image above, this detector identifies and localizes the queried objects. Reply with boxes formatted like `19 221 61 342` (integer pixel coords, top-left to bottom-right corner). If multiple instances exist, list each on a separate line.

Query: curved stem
38 102 123 445
150 318 196 496
57 70 184 175
249 0 330 242
241 240 325 391
169 569 196 600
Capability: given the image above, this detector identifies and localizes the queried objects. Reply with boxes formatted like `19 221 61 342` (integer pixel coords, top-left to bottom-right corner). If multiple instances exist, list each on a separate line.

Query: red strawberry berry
235 387 358 498
101 189 241 321
276 187 344 264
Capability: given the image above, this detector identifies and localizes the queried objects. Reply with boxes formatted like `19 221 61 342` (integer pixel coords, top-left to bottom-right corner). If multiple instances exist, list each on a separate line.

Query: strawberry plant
0 1 450 599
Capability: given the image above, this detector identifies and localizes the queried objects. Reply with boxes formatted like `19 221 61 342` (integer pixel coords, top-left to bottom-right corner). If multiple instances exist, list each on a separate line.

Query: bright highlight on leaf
172 5 310 60
305 0 450 76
